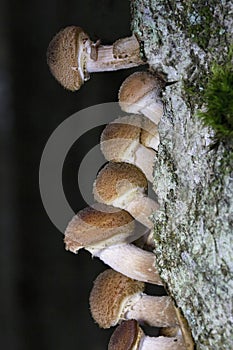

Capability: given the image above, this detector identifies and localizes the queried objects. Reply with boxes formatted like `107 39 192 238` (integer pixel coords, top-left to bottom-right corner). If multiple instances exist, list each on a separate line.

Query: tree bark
131 1 233 349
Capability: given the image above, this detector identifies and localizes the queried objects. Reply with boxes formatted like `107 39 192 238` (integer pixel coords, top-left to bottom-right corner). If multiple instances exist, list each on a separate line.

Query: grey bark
131 1 233 349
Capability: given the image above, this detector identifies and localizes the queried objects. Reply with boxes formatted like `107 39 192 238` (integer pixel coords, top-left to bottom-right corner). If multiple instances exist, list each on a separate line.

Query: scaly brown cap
102 119 141 142
118 71 163 112
108 319 143 350
90 269 145 328
64 204 134 253
93 162 147 204
47 26 90 91
101 115 141 161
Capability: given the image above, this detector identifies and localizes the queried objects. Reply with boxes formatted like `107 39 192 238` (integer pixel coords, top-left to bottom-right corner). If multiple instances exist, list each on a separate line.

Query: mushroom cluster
47 26 194 349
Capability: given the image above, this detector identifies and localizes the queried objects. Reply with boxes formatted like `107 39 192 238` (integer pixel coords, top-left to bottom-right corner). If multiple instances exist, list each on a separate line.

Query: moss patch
180 1 222 51
197 47 233 144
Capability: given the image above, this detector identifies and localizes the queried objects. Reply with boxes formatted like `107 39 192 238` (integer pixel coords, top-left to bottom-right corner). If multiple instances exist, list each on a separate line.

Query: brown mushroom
89 269 179 328
93 162 159 229
47 26 146 91
64 204 162 284
100 115 156 182
118 71 164 124
108 319 186 350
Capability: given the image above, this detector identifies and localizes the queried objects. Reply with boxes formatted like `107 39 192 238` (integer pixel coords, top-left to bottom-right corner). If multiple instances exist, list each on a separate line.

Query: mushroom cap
93 162 148 204
64 204 135 253
118 71 163 113
47 26 90 91
89 269 145 328
108 319 143 350
100 115 142 161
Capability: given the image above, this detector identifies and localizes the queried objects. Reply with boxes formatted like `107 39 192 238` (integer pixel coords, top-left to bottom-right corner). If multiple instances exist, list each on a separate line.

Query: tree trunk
131 1 233 349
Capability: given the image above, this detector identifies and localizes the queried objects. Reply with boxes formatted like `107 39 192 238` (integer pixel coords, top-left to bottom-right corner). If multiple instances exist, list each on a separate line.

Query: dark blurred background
0 1 163 349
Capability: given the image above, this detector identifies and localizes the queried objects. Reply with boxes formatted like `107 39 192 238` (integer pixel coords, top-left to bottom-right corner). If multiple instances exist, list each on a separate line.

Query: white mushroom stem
123 195 159 229
139 335 186 350
142 229 155 249
140 118 160 151
139 98 164 125
141 130 160 151
86 35 145 72
134 228 155 250
134 144 155 182
124 295 179 328
90 244 162 285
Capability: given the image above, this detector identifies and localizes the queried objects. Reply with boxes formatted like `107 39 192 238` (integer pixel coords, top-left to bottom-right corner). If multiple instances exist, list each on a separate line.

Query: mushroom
108 319 186 350
118 71 165 124
93 162 159 229
100 115 156 182
64 204 162 284
47 26 146 91
89 269 179 328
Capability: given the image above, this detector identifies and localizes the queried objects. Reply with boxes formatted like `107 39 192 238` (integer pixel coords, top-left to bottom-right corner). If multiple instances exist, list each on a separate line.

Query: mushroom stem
139 99 163 124
123 195 159 229
139 335 186 350
124 295 179 328
92 243 162 285
142 229 155 249
140 118 160 151
133 228 155 250
134 144 155 182
86 35 145 72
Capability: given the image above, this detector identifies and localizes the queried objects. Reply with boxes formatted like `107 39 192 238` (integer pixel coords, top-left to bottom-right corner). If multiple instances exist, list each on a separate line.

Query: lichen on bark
131 1 233 349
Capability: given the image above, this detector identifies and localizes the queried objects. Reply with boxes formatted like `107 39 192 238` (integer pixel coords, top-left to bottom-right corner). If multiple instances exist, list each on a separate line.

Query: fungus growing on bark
64 204 162 284
100 115 156 182
89 269 178 328
108 319 186 350
118 71 164 124
93 162 159 229
47 26 146 91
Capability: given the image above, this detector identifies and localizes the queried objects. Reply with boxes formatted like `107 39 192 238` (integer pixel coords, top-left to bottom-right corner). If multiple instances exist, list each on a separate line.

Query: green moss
198 47 233 144
184 2 219 50
182 71 208 110
169 0 223 51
